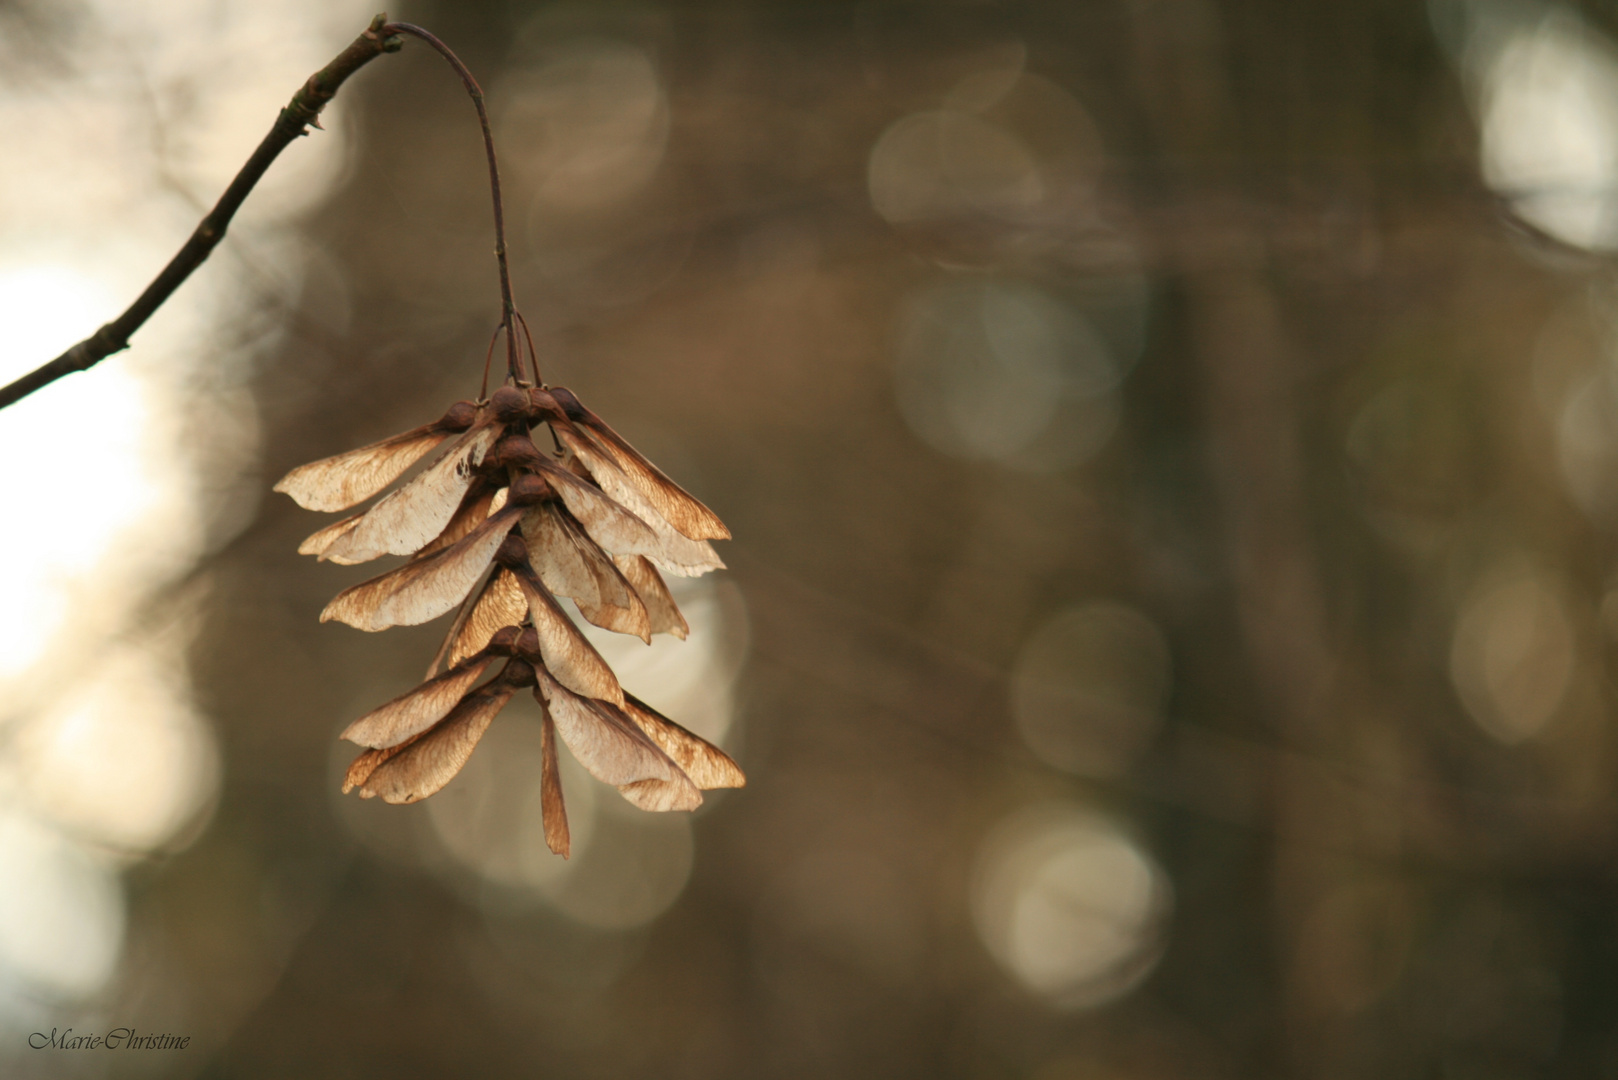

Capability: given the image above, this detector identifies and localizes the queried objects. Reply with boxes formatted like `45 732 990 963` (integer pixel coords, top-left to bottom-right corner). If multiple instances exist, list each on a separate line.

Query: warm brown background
7 0 1618 1077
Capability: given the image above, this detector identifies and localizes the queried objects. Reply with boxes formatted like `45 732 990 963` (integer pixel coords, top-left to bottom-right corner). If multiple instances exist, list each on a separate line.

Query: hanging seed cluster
275 383 743 856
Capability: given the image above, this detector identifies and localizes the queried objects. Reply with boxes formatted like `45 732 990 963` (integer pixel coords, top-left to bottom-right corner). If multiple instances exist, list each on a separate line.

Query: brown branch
0 14 403 412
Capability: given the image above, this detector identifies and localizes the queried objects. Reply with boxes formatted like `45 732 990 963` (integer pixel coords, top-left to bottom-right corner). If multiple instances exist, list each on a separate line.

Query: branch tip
0 15 403 412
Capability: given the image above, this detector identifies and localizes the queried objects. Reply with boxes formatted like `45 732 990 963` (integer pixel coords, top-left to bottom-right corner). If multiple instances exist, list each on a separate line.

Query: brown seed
494 533 530 569
492 433 543 470
489 385 530 422
487 625 522 653
506 472 552 505
500 657 537 688
439 400 478 431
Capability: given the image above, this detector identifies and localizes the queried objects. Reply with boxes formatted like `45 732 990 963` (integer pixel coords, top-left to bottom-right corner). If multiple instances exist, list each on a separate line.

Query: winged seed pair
274 382 744 857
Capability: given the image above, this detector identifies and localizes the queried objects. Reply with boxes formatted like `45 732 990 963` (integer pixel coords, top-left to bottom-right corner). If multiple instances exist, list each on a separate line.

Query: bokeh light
972 804 1170 1009
0 811 124 999
1450 564 1578 744
0 0 371 1014
1479 10 1618 250
893 279 1125 470
14 646 219 854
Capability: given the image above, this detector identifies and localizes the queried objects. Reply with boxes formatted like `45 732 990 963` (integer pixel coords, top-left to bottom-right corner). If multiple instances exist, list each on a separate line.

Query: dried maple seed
488 385 531 422
505 472 551 505
280 379 743 849
267 30 739 850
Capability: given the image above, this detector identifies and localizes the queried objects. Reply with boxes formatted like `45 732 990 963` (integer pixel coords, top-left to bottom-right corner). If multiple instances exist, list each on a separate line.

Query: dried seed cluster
275 383 742 856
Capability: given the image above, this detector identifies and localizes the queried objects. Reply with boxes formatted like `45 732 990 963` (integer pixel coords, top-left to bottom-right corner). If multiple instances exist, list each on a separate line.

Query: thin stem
0 15 402 412
382 22 524 383
479 324 503 400
514 310 541 385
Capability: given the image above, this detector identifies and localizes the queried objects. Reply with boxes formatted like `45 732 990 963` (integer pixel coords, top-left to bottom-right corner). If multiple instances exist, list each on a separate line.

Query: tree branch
0 14 403 412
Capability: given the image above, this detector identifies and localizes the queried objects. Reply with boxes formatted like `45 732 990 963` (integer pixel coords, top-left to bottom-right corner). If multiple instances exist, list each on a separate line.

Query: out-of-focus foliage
3 0 1618 1077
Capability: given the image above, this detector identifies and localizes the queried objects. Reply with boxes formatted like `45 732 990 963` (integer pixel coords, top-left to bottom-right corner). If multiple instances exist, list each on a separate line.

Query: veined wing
413 481 498 560
615 554 688 639
548 388 730 540
539 704 571 857
298 513 362 560
534 673 699 810
513 569 623 704
523 503 650 642
340 653 498 749
530 457 660 558
274 418 462 514
345 683 516 803
431 568 526 676
622 694 745 790
320 423 502 563
550 431 724 577
320 506 523 631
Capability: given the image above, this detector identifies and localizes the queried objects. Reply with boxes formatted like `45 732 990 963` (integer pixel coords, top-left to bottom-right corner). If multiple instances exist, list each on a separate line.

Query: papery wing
523 505 650 642
615 555 688 639
622 694 745 790
321 423 502 563
515 570 623 704
343 743 399 794
550 391 730 541
340 655 496 749
298 514 362 559
414 481 497 560
522 502 608 610
274 425 454 513
426 568 487 679
443 569 527 671
553 429 724 577
616 776 705 812
320 507 522 631
538 699 571 857
536 671 696 808
354 684 516 803
577 590 651 644
531 457 660 557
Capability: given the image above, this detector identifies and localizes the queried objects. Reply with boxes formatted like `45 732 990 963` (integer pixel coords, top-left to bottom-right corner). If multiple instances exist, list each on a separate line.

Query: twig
0 14 404 412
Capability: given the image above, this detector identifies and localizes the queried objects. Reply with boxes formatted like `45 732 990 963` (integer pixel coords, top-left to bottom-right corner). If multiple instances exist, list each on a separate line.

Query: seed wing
414 481 497 560
340 654 496 749
531 457 662 557
320 507 523 631
429 567 528 677
347 683 516 803
320 423 502 564
615 776 704 812
514 570 623 704
298 513 363 560
275 424 454 513
523 504 650 641
536 671 697 810
550 391 730 541
615 554 688 639
538 701 571 857
622 694 745 790
550 431 724 577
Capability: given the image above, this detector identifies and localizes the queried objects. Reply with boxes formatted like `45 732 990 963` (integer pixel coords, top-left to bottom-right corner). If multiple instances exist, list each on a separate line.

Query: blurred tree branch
0 14 402 411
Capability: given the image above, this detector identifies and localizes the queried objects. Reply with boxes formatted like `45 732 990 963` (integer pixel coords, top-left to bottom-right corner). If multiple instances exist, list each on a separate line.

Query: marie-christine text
28 1028 190 1050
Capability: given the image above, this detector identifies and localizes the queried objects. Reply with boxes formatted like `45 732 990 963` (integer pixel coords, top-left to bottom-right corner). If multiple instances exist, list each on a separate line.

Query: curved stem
382 22 527 383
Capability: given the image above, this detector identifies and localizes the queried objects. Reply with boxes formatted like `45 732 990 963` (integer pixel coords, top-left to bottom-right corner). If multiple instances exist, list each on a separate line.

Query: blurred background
2 0 1618 1076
